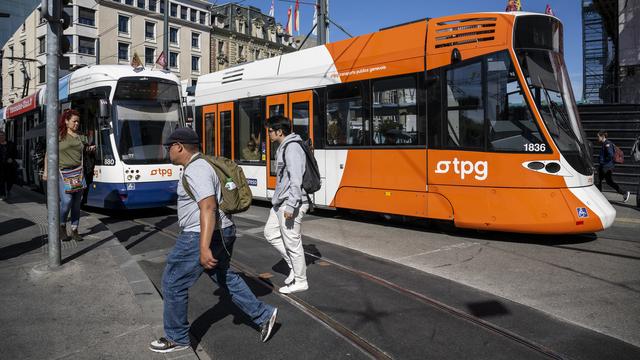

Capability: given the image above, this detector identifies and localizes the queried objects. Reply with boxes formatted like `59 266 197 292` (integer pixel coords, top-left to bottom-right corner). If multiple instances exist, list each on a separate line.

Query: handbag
60 164 86 193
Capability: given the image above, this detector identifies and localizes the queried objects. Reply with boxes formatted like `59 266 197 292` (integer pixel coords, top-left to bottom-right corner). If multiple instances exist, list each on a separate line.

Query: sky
228 0 585 100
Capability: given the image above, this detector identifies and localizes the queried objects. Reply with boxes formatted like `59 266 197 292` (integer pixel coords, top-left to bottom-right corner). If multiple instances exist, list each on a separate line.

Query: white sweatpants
263 203 309 284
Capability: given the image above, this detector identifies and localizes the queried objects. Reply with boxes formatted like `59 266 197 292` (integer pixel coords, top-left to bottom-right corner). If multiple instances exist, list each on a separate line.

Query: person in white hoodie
263 115 310 294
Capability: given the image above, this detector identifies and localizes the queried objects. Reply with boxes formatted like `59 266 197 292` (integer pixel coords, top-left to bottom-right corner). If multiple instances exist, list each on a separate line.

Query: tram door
265 94 288 189
265 90 315 190
202 103 234 158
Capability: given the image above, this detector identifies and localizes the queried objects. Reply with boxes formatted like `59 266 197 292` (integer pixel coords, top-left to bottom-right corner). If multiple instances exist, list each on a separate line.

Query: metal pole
318 0 326 45
163 0 169 70
46 0 61 268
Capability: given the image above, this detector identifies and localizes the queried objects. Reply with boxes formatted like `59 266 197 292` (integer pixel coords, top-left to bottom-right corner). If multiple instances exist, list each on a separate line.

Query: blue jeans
58 173 83 227
162 226 275 345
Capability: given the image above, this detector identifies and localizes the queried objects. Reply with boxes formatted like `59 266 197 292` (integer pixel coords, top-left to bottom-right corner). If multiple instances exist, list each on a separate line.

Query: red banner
6 91 39 119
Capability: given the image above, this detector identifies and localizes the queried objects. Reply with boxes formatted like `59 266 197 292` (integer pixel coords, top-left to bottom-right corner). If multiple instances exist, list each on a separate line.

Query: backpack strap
181 153 203 201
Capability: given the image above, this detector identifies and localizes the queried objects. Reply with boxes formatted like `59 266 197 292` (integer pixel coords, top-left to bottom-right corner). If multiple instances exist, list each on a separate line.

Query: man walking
150 128 278 353
263 116 310 294
596 130 630 202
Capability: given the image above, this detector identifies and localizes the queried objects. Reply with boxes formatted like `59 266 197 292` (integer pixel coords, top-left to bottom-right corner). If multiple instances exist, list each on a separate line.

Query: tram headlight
135 175 140 180
127 174 133 181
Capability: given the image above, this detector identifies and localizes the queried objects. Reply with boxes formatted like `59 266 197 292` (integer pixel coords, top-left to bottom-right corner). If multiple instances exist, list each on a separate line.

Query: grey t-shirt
177 155 233 232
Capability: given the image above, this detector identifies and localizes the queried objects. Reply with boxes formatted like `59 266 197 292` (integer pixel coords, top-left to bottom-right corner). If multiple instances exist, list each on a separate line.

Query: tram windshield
515 15 593 175
113 79 181 164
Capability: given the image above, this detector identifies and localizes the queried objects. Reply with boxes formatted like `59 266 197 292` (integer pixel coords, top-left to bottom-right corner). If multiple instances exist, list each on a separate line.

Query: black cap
164 127 200 145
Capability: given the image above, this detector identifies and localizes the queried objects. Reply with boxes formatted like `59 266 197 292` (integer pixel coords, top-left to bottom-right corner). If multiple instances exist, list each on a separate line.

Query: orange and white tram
194 12 615 234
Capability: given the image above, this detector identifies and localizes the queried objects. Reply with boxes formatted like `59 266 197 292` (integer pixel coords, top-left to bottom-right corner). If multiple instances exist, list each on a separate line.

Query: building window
145 21 155 40
238 44 245 61
39 66 46 84
148 0 156 12
38 36 46 54
191 56 200 72
170 3 177 17
199 12 206 25
78 7 96 26
190 9 197 22
159 0 164 13
21 41 26 57
137 0 145 9
254 49 260 60
118 15 130 34
169 27 178 44
124 0 133 5
63 6 73 27
78 37 95 55
191 32 200 49
169 51 178 68
118 42 129 61
180 6 187 20
9 73 14 88
66 35 73 52
9 46 13 63
145 47 155 65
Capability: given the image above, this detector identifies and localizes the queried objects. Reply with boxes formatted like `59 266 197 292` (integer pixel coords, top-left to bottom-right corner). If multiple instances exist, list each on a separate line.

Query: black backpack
280 139 322 195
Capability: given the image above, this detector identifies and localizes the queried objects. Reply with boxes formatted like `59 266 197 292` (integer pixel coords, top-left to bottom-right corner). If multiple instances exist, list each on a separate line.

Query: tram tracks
130 217 569 360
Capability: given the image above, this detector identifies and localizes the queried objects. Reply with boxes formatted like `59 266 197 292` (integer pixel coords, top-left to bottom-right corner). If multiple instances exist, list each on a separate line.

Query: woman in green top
43 109 95 241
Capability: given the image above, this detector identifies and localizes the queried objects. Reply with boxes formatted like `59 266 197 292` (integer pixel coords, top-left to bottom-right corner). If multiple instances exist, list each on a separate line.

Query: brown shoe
71 229 83 242
60 225 70 241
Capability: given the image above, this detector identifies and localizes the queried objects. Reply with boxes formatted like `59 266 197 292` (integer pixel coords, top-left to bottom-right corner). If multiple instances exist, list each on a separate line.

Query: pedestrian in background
0 130 18 200
42 109 95 241
150 128 278 354
263 115 310 294
596 130 630 202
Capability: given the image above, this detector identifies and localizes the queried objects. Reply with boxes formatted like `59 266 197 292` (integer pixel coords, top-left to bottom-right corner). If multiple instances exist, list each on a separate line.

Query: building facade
582 0 640 104
1 0 212 106
210 3 295 73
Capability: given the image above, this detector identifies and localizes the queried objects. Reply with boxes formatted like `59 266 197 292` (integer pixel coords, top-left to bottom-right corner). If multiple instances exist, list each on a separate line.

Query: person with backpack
150 128 278 353
263 115 312 294
596 130 630 202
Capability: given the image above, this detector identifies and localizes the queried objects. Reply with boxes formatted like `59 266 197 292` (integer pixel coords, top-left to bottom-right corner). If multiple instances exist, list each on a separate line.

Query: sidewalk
0 186 207 360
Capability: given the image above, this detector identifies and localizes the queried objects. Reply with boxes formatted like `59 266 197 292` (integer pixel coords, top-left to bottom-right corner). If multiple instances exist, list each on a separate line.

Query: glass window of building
170 3 177 17
145 47 155 65
199 12 206 24
137 0 145 9
63 6 73 27
124 0 133 5
169 27 178 44
169 52 178 68
38 36 46 54
118 15 130 34
8 46 13 64
180 6 187 20
148 0 156 11
145 21 155 40
39 66 45 84
78 7 95 26
118 42 129 61
191 32 200 49
20 41 25 57
159 0 164 13
191 56 200 72
9 73 14 88
190 9 197 22
78 37 95 55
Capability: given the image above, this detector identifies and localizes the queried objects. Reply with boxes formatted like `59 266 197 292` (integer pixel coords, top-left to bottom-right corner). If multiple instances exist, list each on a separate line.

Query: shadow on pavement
0 235 44 260
0 218 36 236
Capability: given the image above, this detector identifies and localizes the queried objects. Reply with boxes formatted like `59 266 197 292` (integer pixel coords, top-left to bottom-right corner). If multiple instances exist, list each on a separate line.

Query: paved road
92 202 640 360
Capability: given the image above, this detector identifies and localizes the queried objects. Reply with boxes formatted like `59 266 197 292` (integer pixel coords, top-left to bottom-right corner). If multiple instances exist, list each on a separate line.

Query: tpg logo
435 158 488 180
150 168 173 177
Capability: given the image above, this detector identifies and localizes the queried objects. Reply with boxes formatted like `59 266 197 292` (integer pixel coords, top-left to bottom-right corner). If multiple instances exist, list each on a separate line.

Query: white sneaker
279 281 308 294
284 271 295 285
623 191 631 203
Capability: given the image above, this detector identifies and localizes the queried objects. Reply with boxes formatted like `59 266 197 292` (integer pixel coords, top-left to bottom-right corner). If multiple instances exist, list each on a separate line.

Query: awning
5 89 40 119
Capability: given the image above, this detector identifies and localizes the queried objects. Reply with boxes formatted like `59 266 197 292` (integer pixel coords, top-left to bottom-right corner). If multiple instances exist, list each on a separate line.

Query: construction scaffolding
582 0 618 104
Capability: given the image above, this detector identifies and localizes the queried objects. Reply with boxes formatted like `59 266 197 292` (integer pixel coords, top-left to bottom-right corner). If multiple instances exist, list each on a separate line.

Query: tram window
220 111 232 159
372 76 419 145
292 102 310 141
445 61 484 150
237 98 265 163
269 104 285 117
96 127 115 166
204 112 215 156
326 82 368 146
486 51 547 152
426 71 443 148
